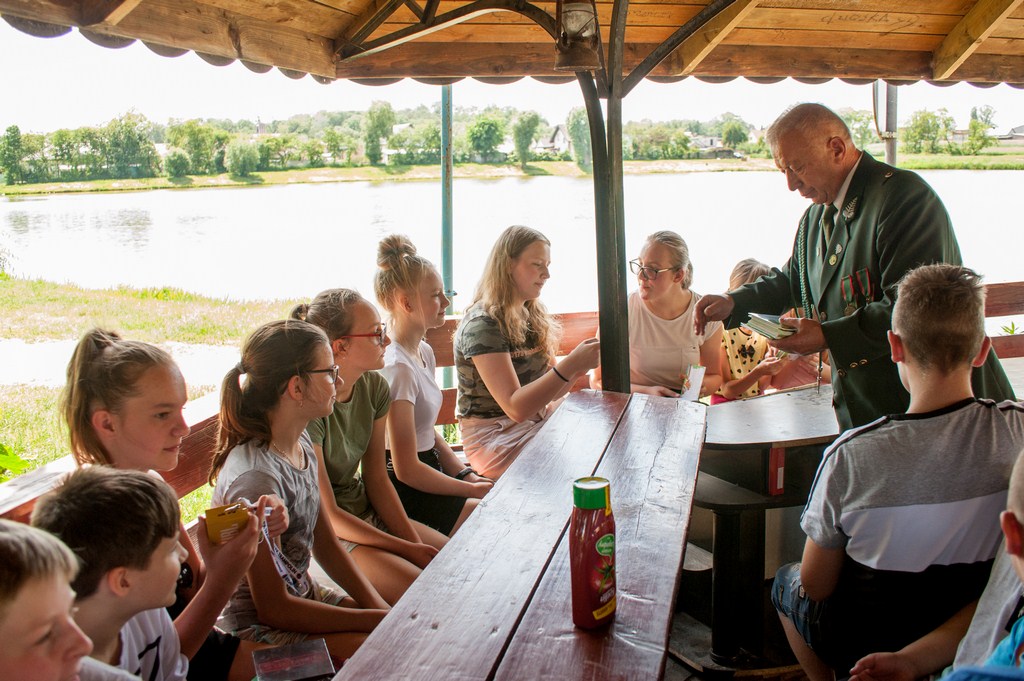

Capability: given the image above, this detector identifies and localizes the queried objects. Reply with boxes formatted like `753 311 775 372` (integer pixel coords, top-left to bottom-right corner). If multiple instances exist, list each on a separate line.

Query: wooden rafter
667 0 759 76
336 0 408 57
79 0 142 25
334 0 557 62
932 0 1024 80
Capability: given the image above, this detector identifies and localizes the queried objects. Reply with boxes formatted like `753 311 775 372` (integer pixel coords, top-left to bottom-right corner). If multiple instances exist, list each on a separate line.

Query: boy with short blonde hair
0 519 134 681
32 467 190 681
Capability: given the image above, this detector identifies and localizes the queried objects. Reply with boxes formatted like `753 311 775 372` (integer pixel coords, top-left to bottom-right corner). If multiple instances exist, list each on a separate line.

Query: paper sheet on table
681 364 705 401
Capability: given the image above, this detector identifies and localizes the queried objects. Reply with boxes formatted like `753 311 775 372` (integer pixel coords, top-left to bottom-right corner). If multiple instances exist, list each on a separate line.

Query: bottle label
596 533 615 556
593 595 617 620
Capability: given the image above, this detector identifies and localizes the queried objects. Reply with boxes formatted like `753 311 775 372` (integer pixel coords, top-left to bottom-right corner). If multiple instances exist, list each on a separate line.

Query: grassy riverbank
0 159 785 196
0 277 280 517
0 276 302 343
3 152 1023 197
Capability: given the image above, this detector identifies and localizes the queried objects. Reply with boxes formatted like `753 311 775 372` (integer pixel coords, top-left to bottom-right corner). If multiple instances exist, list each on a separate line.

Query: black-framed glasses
629 259 677 282
340 322 388 347
306 365 340 384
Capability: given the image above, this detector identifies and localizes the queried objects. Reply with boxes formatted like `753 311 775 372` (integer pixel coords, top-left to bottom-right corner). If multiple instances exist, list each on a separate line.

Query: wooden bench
987 282 1024 360
334 390 705 681
0 311 600 524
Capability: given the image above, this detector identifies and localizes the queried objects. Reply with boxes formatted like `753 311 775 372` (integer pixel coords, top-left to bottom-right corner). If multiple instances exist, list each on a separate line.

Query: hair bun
377 234 417 270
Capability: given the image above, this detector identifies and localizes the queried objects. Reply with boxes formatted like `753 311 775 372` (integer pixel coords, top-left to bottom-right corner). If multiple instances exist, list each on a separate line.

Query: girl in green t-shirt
294 289 447 606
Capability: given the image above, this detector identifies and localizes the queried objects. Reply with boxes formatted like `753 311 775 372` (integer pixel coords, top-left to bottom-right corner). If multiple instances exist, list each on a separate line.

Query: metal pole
441 84 455 389
577 0 631 394
441 84 454 311
885 82 898 166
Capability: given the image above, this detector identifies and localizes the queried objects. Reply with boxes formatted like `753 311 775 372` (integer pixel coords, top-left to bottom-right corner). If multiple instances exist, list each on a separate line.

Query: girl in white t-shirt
592 230 724 397
374 235 493 536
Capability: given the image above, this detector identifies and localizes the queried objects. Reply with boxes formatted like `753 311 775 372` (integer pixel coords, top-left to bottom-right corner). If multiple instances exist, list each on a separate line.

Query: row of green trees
1 103 999 185
900 105 997 155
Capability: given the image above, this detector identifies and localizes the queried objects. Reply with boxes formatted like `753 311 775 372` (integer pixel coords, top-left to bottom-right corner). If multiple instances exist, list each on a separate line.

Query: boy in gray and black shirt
772 264 1024 681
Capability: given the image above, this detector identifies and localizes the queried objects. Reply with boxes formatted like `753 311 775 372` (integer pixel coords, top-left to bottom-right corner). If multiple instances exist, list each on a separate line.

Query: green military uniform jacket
728 152 1014 429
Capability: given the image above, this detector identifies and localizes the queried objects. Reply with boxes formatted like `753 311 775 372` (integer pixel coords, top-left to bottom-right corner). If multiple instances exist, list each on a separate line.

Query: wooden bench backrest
4 285 1023 524
0 311 600 523
987 282 1024 359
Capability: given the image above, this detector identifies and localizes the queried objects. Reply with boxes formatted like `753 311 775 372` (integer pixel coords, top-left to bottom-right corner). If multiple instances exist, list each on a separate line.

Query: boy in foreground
0 519 135 681
32 467 193 681
772 264 1024 680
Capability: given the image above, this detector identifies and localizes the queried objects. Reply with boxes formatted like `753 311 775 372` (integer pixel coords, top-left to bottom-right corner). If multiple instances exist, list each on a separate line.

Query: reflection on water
0 171 1019 312
93 209 153 249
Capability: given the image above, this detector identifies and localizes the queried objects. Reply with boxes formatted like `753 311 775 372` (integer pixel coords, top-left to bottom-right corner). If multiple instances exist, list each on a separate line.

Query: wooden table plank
493 395 705 681
334 390 630 680
704 384 838 449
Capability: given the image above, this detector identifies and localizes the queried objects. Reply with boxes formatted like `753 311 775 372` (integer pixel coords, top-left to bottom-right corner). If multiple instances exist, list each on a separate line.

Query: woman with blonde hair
454 225 600 478
375 234 492 536
592 230 724 397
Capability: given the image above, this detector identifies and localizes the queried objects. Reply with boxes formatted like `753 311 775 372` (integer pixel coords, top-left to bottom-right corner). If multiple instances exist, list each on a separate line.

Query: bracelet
552 365 569 382
455 467 476 480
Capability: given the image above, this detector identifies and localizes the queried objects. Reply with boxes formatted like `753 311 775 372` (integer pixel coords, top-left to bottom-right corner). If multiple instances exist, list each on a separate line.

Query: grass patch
0 385 67 471
0 277 302 344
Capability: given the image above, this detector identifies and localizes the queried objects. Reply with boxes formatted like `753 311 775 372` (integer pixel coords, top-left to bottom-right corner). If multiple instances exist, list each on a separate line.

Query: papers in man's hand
746 313 795 340
680 364 705 401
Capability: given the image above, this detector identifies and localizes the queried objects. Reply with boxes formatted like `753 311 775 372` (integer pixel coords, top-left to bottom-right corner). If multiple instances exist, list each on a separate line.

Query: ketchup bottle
570 476 616 628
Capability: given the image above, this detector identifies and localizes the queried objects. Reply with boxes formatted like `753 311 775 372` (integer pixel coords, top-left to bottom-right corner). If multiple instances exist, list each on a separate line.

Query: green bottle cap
573 477 611 510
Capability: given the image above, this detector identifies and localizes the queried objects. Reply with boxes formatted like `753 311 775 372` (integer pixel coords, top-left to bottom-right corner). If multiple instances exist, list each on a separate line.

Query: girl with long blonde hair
454 225 600 478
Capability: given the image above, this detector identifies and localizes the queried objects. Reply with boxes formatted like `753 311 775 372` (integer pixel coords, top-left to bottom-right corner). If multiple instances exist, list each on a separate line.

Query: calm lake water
1 170 1020 315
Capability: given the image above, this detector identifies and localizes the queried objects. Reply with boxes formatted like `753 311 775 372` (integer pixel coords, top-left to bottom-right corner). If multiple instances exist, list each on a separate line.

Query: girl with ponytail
374 235 491 537
62 328 278 681
210 319 388 658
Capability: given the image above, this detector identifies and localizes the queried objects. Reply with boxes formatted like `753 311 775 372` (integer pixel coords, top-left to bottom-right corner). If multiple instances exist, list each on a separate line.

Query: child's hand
469 480 493 499
400 541 439 569
196 500 263 586
755 356 785 377
259 494 289 539
637 384 679 398
563 338 601 377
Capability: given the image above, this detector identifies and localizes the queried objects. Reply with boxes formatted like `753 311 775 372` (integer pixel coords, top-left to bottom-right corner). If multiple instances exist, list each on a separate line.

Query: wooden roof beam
668 0 759 76
335 0 557 61
336 0 408 58
79 0 142 25
932 0 1024 80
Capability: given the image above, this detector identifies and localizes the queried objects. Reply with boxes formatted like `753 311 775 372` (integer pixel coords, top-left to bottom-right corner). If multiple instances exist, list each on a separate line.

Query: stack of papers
745 313 795 340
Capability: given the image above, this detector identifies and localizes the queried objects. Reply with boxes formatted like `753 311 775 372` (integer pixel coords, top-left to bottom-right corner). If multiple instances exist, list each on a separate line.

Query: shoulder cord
798 215 825 390
797 216 815 320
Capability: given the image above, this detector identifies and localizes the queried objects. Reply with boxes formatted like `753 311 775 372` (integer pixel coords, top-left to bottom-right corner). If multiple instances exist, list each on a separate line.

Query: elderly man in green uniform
695 103 1014 429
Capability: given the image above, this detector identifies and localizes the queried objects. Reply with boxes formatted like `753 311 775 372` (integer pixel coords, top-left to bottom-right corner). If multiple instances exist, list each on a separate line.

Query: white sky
1 21 1022 133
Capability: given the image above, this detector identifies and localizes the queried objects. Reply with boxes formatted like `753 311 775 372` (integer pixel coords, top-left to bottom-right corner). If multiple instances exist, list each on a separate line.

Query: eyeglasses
629 259 677 282
306 365 340 384
339 323 388 347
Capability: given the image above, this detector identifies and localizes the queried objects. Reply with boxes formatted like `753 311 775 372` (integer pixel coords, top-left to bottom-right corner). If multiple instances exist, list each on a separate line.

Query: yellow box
205 502 251 545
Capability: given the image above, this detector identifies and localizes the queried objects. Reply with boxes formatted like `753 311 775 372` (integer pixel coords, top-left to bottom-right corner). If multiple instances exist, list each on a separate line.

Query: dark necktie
821 203 838 256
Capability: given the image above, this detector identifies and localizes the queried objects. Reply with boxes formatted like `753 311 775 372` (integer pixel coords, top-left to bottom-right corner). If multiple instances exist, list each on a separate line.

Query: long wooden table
335 390 705 680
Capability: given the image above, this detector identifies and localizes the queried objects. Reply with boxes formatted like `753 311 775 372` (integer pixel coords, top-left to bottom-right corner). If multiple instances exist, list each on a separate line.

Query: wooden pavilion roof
2 0 1023 88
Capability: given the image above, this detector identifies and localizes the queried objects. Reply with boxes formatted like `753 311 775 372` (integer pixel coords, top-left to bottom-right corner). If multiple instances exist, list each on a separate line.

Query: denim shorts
771 562 828 652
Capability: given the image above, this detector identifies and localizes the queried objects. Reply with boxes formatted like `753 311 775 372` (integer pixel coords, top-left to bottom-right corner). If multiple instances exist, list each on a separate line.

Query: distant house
688 134 722 149
533 124 571 156
1009 124 1024 139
